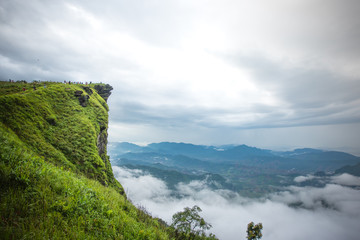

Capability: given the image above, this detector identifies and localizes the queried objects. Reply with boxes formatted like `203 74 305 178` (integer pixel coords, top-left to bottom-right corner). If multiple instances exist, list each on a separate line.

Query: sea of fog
113 166 360 240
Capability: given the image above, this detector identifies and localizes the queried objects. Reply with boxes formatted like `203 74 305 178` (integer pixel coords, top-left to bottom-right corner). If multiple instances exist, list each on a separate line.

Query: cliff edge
0 82 121 192
0 81 170 239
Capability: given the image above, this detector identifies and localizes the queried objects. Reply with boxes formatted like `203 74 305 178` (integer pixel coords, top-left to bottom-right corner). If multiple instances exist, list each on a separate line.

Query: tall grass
0 81 217 239
0 128 169 239
0 81 121 192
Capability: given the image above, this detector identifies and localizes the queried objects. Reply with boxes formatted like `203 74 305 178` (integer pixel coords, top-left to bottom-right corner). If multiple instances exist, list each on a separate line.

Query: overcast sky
1 0 360 154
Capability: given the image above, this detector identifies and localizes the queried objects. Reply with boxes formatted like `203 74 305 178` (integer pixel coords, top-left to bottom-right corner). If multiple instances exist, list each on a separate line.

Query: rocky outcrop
82 86 93 95
75 90 90 107
97 123 107 158
78 95 90 107
93 84 113 102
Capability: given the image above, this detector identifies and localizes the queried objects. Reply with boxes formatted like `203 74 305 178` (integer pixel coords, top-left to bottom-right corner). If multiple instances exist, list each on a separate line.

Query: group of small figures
64 81 91 85
7 79 93 92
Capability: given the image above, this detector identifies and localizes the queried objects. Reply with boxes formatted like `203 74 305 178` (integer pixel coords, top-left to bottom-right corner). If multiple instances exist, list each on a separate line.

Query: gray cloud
69 0 193 48
113 166 360 240
223 53 360 127
1 0 360 152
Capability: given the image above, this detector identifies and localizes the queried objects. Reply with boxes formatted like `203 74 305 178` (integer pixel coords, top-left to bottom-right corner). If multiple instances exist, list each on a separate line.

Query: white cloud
113 166 360 240
331 173 360 186
294 174 316 183
112 167 170 201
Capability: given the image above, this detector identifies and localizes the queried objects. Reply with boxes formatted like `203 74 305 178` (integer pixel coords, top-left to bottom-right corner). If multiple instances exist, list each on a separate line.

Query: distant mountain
111 151 226 174
147 142 220 160
219 144 275 163
108 142 151 155
109 142 360 197
335 163 360 176
276 148 324 157
123 164 234 191
147 142 275 162
109 142 360 173
273 149 360 172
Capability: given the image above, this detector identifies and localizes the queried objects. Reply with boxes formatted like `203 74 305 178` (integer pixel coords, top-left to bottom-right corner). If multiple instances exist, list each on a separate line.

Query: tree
246 222 263 240
171 205 212 236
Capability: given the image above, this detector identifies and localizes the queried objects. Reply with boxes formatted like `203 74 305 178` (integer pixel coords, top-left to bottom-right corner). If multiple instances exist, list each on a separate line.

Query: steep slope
0 129 169 239
0 81 120 191
0 81 177 239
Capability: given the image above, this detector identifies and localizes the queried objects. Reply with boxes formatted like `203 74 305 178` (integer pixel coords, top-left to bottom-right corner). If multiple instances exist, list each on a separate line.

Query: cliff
0 81 169 239
0 82 121 192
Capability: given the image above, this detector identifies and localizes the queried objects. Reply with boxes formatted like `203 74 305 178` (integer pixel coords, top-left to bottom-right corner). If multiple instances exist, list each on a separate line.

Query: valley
109 142 360 197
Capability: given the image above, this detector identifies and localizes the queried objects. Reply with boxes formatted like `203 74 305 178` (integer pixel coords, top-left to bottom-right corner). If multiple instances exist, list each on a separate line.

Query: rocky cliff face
93 84 113 102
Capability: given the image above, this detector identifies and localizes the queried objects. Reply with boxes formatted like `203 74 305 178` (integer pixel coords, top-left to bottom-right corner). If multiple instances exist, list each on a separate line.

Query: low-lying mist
113 166 360 240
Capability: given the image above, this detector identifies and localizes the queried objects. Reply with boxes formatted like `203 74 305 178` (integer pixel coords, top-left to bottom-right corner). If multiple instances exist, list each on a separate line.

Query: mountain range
108 142 360 197
109 142 360 173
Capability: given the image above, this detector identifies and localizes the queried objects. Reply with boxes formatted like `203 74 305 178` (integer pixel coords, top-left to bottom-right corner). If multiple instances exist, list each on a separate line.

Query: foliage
0 126 169 239
170 205 218 240
247 222 263 240
0 81 220 239
0 81 171 239
0 81 122 192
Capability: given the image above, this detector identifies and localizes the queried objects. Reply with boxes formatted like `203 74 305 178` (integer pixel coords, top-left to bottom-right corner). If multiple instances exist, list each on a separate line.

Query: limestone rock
74 90 83 97
93 84 113 102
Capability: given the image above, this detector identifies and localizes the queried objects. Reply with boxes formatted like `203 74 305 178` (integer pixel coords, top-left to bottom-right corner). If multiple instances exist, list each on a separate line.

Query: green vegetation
0 128 168 239
0 81 119 191
170 206 217 240
0 81 216 239
246 222 263 240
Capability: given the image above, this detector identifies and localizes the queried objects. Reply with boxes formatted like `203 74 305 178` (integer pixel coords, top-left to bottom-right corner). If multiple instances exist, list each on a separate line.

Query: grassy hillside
0 81 219 239
0 128 170 239
0 81 121 190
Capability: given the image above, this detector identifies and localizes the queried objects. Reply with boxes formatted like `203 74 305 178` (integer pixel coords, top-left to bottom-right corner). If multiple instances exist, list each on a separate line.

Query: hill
0 81 214 239
122 164 234 191
335 162 360 176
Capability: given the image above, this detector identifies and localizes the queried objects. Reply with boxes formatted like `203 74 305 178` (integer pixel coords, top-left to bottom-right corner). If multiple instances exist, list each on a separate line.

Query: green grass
0 127 169 239
0 81 169 239
0 81 218 240
0 81 121 191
